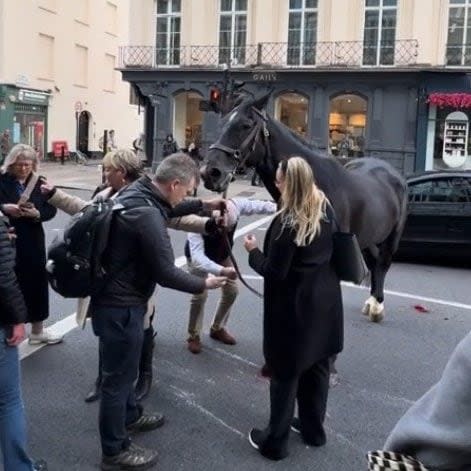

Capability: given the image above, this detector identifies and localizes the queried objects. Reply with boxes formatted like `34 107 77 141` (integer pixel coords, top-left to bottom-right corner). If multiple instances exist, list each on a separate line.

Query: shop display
442 111 468 168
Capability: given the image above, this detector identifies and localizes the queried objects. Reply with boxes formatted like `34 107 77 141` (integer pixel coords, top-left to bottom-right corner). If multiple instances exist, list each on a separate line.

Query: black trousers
260 358 330 459
91 305 146 456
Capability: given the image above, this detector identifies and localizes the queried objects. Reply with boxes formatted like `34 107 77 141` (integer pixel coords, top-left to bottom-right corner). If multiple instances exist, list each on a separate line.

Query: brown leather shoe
187 336 202 354
210 328 236 345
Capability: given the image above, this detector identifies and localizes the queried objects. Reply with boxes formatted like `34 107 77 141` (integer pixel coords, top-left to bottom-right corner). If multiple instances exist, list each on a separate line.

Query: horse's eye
241 120 253 129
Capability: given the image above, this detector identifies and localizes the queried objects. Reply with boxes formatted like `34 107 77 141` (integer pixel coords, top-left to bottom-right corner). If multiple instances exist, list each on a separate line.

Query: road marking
19 215 274 360
169 385 245 438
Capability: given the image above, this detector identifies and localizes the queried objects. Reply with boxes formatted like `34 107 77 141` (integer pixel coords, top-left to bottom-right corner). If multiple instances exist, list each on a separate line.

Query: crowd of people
0 142 469 471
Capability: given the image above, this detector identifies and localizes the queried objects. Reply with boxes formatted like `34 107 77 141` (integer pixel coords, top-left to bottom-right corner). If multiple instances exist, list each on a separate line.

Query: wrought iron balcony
118 40 419 70
445 43 471 67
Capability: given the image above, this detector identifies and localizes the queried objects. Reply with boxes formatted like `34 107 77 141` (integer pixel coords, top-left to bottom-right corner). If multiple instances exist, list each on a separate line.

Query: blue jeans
0 327 34 471
91 305 146 457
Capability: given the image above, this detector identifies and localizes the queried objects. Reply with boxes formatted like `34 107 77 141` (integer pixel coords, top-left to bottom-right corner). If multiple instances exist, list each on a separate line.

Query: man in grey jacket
91 153 227 470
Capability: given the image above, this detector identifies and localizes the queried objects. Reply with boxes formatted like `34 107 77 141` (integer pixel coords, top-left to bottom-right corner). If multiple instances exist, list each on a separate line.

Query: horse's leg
362 240 395 323
361 248 384 321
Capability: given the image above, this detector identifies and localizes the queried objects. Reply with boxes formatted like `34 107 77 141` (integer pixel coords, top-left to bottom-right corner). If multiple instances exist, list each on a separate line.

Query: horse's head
202 92 271 192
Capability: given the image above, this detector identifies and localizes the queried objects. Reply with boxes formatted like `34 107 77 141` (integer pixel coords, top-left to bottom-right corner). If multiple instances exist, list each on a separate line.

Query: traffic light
209 86 221 112
198 86 222 113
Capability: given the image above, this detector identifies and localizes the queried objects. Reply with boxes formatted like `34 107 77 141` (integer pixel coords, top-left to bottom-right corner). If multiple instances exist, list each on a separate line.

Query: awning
427 92 471 109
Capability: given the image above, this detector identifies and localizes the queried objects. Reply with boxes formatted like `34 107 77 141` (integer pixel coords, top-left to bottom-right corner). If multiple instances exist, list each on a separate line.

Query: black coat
0 215 28 327
0 172 57 323
92 176 206 307
248 212 343 379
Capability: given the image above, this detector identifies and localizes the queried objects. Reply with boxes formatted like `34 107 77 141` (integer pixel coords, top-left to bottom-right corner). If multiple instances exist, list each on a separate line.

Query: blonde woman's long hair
1 144 39 174
278 157 328 246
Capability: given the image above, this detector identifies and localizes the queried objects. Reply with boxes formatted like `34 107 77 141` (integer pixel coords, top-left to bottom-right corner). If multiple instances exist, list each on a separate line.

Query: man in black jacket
0 214 47 470
91 153 227 470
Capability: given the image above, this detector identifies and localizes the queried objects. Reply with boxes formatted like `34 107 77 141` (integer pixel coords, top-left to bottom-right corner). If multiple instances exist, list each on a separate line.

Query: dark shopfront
122 68 426 174
0 85 50 160
416 72 471 172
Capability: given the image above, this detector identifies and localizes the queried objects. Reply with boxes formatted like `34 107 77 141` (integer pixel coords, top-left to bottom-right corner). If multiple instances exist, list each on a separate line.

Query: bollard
60 146 65 165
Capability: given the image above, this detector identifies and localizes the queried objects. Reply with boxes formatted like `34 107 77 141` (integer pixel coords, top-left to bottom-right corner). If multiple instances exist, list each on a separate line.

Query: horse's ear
252 90 272 111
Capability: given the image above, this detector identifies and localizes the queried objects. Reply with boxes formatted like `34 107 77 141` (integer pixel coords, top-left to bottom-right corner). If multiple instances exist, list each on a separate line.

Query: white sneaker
28 329 64 345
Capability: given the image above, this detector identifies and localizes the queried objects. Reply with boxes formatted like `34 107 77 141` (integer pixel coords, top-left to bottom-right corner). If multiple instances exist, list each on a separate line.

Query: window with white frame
446 0 471 66
218 0 247 66
287 0 317 65
155 0 181 65
363 0 397 66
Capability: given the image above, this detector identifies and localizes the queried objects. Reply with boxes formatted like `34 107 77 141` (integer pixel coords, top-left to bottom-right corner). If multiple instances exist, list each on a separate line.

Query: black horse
202 93 408 322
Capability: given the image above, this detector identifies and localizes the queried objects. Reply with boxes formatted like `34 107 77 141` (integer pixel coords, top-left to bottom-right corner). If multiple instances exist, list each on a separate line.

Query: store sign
18 89 49 105
15 74 30 88
252 72 277 82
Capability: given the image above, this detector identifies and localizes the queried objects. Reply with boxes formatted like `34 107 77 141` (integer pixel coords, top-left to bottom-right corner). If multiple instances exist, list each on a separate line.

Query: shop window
173 91 204 150
363 0 397 66
156 0 181 65
219 0 247 66
329 94 367 157
430 107 471 170
288 0 317 65
13 105 46 160
446 0 471 66
274 92 309 138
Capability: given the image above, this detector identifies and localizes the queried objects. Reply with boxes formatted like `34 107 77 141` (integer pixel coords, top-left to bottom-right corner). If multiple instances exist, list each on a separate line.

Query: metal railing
445 43 471 66
118 40 419 69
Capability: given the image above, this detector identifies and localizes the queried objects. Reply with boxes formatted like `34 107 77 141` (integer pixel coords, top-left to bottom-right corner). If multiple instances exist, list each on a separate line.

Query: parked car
396 170 471 261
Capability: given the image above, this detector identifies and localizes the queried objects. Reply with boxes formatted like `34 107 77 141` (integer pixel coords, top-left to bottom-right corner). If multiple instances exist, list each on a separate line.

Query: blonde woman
0 144 60 345
243 157 343 461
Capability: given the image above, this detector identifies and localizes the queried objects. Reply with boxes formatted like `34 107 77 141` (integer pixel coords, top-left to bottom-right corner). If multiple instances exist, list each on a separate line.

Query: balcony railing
445 43 471 67
118 40 419 70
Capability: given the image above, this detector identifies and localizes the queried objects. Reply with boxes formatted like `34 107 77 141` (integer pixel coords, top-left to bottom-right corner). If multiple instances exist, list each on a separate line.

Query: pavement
39 160 271 200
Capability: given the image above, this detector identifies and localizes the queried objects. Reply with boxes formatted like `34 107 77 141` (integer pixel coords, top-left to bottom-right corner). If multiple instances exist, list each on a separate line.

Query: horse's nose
208 167 222 180
200 165 208 180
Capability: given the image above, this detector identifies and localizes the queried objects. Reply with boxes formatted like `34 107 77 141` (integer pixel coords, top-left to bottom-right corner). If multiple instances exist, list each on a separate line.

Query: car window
408 177 471 203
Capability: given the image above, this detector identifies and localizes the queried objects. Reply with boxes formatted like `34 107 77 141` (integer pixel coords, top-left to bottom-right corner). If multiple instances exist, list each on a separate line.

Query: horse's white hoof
362 296 384 323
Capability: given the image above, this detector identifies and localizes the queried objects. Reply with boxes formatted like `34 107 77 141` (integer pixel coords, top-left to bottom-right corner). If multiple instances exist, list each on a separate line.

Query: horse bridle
209 107 270 191
208 107 270 298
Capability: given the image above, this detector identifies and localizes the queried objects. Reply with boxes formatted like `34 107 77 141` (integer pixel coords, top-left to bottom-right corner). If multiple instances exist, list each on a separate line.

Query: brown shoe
210 328 236 345
187 336 202 354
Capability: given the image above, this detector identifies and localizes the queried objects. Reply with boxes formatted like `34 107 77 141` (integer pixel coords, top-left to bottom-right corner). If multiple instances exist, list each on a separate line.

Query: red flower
427 92 471 109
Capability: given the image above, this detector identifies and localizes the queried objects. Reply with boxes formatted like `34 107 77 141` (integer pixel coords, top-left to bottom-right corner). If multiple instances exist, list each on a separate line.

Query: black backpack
46 197 147 298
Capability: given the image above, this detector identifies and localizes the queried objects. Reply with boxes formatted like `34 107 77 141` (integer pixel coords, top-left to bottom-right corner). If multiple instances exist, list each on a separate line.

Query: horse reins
211 108 272 298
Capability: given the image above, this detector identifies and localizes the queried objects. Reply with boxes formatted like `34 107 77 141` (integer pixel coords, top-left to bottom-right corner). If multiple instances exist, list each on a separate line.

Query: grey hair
2 144 39 174
102 148 143 181
153 152 198 184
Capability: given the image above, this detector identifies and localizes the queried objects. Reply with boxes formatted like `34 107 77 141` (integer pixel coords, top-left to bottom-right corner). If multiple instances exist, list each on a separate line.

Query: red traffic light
210 87 221 103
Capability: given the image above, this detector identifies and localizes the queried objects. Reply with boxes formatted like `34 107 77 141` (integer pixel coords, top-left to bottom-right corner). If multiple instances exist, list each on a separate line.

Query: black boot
135 326 155 402
85 341 103 403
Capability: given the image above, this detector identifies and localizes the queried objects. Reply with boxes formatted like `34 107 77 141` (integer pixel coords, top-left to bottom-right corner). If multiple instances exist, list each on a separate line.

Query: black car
397 170 471 260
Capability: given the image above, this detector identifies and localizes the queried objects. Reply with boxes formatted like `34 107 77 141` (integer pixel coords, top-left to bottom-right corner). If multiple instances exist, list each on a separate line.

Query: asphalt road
19 190 471 471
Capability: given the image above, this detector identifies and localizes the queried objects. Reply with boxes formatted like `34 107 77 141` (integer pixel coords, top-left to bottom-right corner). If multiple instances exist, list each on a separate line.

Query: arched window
329 94 367 157
274 92 309 138
173 91 204 150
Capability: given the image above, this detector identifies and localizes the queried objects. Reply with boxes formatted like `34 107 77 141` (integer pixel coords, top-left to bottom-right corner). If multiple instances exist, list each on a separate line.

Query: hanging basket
427 92 471 109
